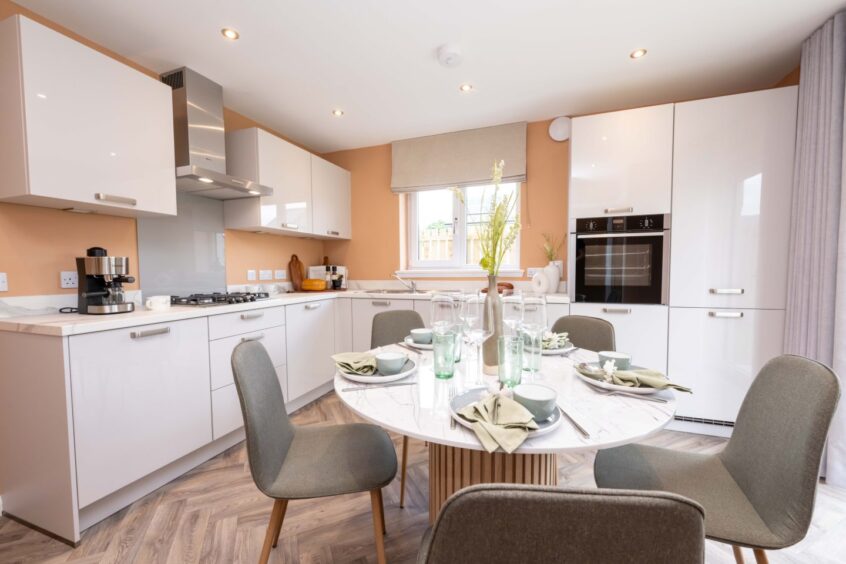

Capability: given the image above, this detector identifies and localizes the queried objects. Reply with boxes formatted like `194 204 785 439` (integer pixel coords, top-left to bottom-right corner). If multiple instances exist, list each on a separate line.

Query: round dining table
334 345 676 522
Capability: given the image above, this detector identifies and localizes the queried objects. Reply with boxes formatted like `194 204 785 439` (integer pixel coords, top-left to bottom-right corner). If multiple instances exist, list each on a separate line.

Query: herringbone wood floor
1 391 845 563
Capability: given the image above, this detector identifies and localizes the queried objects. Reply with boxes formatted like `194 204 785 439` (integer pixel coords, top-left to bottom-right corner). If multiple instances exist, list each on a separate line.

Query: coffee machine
76 247 136 314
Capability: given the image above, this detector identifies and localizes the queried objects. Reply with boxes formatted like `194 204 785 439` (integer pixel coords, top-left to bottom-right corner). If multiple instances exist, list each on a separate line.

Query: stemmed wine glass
460 293 493 385
521 292 547 375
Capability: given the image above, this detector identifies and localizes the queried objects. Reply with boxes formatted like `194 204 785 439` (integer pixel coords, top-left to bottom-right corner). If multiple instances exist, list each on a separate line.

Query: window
408 183 520 272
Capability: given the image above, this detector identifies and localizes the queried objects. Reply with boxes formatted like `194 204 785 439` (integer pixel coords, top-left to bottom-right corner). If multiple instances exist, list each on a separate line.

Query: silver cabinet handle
604 206 633 214
240 312 265 320
709 288 745 295
602 307 631 314
372 300 391 306
524 306 539 312
280 223 299 230
709 311 744 318
95 193 137 206
130 327 170 339
241 333 265 342
305 303 322 310
327 230 340 236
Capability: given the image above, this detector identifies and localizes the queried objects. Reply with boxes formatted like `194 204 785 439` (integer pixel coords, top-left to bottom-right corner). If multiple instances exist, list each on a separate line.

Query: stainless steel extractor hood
160 67 273 200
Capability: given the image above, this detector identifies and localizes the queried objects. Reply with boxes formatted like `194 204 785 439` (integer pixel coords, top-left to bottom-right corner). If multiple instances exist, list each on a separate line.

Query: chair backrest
419 484 705 564
551 315 616 352
371 310 425 348
231 340 296 495
720 354 840 546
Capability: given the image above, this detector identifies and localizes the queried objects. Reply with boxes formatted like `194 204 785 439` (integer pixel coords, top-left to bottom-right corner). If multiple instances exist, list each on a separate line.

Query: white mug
145 295 171 311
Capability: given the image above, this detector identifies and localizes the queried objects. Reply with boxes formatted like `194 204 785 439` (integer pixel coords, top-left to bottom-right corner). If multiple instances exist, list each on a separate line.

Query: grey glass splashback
136 192 226 296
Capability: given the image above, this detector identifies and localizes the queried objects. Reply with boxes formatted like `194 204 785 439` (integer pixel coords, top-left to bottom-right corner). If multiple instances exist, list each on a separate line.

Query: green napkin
542 331 571 350
576 363 692 393
457 394 539 453
332 352 377 375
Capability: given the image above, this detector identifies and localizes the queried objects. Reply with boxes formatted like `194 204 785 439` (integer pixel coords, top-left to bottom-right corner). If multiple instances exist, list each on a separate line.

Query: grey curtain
784 11 846 486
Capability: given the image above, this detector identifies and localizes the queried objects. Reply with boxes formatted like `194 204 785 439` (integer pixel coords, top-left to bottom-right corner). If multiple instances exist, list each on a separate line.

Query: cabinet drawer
547 303 571 327
210 325 287 390
69 318 211 507
208 306 286 340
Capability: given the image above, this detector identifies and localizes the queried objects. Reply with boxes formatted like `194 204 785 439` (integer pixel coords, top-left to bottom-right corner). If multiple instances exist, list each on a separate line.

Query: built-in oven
572 214 669 304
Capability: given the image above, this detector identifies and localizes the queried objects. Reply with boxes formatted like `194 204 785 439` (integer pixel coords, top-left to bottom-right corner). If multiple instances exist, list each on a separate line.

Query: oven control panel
576 214 665 233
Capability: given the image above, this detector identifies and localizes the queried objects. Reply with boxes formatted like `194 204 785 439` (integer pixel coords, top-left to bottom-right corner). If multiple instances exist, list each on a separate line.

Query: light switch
259 269 273 281
0 273 7 292
247 270 257 281
274 269 286 280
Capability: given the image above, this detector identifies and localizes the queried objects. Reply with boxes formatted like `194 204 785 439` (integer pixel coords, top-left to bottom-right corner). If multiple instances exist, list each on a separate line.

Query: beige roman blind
390 122 527 193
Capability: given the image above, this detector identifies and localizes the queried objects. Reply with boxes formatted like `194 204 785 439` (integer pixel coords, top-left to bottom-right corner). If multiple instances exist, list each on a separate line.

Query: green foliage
478 160 520 275
542 232 565 261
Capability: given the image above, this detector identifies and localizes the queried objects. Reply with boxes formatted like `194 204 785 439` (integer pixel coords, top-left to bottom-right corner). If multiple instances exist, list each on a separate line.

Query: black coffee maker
76 247 136 314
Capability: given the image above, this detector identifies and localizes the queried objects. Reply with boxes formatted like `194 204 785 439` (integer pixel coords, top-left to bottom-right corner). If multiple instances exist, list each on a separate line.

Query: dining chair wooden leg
260 499 287 564
732 545 745 564
752 549 769 564
370 489 387 564
271 499 289 548
399 435 409 508
377 487 387 535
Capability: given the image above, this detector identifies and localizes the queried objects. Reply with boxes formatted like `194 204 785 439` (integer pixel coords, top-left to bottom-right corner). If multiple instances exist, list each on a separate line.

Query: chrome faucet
393 273 418 294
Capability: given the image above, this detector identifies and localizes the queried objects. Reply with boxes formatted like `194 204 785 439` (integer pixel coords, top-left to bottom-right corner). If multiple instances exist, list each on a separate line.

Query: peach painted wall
0 0 324 296
322 119 570 280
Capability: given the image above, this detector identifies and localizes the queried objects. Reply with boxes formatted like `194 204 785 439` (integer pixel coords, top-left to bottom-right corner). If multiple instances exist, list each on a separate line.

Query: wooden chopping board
288 254 305 291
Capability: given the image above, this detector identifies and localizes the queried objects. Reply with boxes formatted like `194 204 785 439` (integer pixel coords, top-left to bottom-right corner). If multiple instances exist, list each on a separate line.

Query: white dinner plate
449 387 562 437
404 336 433 350
337 358 417 384
576 363 662 395
541 345 577 356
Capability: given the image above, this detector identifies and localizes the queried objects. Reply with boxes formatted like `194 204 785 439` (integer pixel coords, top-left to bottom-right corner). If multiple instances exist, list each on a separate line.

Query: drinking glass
433 331 456 379
498 335 523 388
430 294 456 335
521 292 547 374
502 290 523 336
460 293 493 384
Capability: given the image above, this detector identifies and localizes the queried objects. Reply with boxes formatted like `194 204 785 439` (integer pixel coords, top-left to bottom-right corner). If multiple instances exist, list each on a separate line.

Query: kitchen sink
365 289 417 294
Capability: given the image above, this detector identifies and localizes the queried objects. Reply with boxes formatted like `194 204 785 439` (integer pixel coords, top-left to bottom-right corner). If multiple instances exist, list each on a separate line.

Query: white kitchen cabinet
286 300 336 400
352 298 415 351
224 127 313 235
207 305 286 340
668 307 785 423
0 15 176 216
211 384 243 439
547 303 571 329
68 318 211 507
670 87 797 310
414 299 432 328
334 297 353 353
570 104 673 219
209 325 287 390
312 155 352 239
569 303 669 372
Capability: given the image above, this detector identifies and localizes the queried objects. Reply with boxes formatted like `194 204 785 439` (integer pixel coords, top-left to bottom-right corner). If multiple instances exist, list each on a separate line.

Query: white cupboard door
209 325 287 390
69 318 211 507
17 17 176 215
212 384 243 440
668 308 785 423
570 104 673 219
670 87 797 310
257 130 313 233
569 303 669 372
547 303 571 329
414 299 432 328
312 156 352 239
352 299 414 351
286 300 335 400
334 298 353 354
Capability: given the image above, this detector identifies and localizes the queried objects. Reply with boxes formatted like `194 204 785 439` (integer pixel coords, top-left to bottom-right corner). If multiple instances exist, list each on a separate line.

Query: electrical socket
259 269 273 281
0 272 7 292
247 270 257 281
274 269 286 280
60 271 78 289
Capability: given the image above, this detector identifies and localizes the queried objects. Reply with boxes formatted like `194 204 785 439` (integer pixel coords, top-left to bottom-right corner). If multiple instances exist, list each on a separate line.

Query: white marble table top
334 346 676 454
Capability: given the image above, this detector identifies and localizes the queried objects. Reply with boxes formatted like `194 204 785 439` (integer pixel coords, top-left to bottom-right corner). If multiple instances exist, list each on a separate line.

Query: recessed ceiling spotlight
221 28 240 41
459 83 474 93
629 48 648 59
332 109 345 117
198 177 214 184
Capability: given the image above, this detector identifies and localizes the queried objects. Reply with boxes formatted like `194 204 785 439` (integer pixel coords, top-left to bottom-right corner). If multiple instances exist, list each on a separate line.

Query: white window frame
406 183 522 277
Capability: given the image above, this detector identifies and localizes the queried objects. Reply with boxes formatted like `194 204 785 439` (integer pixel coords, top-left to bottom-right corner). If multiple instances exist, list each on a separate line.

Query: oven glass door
574 233 665 304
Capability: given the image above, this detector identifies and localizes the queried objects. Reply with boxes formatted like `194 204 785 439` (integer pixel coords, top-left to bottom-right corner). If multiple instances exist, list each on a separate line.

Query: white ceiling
16 0 846 153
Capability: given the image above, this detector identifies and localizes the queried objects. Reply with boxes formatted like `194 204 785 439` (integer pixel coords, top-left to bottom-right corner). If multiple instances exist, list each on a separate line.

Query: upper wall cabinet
224 127 351 240
669 87 798 309
0 16 176 216
311 155 352 239
569 104 673 219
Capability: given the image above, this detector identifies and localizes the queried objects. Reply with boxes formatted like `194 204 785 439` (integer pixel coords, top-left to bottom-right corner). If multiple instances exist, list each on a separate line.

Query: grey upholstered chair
595 354 841 564
417 484 705 563
371 309 425 509
551 314 616 352
232 340 397 564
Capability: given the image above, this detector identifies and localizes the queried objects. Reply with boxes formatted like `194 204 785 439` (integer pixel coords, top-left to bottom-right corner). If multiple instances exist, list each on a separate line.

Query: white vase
543 263 560 294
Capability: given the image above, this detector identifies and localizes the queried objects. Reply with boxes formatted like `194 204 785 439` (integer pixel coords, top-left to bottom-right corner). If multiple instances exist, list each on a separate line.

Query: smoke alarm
437 44 463 68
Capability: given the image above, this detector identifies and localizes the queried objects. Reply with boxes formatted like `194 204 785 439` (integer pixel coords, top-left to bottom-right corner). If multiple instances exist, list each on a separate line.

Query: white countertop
0 291 570 337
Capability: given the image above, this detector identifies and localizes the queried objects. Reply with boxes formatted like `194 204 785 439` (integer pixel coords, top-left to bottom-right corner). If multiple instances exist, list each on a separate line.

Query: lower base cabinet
668 307 785 423
352 299 415 351
286 300 336 400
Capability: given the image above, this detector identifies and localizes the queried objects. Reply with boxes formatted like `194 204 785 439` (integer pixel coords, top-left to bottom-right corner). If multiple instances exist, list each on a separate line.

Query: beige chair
595 354 841 564
551 314 615 352
371 309 425 509
417 484 706 563
232 341 397 564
